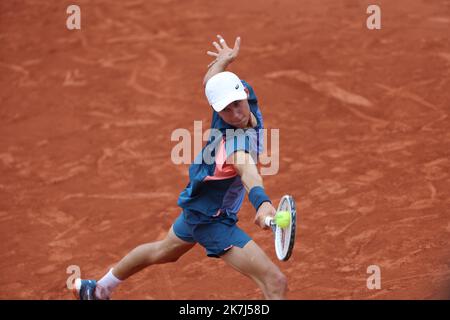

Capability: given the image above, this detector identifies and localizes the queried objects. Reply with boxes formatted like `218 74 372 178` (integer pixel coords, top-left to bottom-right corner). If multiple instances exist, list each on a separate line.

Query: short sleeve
224 128 260 162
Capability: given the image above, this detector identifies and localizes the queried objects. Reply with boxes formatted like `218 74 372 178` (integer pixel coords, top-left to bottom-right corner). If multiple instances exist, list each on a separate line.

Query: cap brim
211 90 248 112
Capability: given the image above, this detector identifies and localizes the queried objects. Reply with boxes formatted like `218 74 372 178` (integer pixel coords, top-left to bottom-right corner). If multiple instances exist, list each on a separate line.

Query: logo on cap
235 84 239 89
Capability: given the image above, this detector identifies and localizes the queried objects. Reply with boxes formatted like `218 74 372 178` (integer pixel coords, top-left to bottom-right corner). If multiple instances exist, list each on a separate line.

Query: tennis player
74 35 287 300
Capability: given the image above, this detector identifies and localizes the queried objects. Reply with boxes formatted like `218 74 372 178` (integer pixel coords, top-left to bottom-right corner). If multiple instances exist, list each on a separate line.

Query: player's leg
221 240 287 300
89 226 195 300
75 213 196 300
112 226 195 280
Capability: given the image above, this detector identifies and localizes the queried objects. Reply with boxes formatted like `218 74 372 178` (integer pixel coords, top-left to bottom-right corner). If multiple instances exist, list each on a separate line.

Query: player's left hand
254 201 276 230
206 34 241 68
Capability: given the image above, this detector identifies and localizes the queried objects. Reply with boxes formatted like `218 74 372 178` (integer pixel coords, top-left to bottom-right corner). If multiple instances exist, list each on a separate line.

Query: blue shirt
177 80 264 224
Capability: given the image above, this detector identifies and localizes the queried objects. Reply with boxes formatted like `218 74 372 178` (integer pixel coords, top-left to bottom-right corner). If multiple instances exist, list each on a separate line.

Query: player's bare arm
230 150 276 229
203 34 241 86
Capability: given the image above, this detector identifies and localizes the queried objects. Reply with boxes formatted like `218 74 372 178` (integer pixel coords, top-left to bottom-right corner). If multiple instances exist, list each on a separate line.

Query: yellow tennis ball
275 211 290 228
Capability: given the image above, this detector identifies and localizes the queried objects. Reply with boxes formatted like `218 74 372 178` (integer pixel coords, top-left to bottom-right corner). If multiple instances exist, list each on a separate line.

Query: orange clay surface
0 0 449 299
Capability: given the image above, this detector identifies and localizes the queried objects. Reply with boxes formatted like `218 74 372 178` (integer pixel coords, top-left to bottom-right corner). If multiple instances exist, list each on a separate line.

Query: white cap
205 71 247 112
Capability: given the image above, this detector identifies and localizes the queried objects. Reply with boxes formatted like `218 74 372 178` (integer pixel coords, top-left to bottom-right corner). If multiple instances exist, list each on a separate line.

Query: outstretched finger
206 51 219 57
212 41 222 51
233 36 241 54
217 34 229 49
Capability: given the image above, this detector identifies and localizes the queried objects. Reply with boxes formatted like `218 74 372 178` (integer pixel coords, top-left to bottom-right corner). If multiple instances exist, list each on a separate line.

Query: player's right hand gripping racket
264 195 297 261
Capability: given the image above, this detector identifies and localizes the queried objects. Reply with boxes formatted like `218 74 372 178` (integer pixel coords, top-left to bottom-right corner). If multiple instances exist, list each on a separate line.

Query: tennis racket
264 195 297 261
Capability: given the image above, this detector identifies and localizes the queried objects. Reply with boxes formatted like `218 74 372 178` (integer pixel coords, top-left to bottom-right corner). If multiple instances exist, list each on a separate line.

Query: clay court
1 0 449 299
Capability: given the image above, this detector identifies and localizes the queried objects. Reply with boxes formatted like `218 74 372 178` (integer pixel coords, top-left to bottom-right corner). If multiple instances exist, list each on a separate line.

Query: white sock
96 268 122 299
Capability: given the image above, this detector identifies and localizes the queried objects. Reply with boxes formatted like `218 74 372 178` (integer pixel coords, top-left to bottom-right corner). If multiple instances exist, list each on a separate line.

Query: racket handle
265 216 274 227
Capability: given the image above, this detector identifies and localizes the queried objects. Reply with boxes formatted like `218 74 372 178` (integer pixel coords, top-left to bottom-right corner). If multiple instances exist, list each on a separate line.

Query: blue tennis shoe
73 279 98 300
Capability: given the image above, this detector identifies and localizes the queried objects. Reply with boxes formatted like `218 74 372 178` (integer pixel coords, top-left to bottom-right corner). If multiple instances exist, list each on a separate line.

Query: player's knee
265 271 287 298
273 272 287 291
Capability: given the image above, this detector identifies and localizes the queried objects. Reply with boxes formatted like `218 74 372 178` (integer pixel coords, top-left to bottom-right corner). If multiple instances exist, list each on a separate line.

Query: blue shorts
173 210 252 258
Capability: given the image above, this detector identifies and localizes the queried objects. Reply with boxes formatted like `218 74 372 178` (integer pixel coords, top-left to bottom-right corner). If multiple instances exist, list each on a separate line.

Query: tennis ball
275 211 290 228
